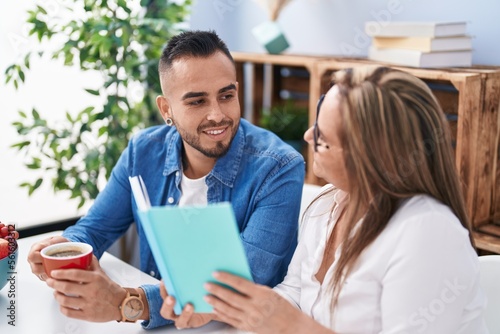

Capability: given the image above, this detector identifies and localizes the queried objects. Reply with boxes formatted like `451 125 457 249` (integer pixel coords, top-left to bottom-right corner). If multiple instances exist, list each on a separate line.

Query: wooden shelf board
473 231 500 254
232 52 321 69
477 223 500 238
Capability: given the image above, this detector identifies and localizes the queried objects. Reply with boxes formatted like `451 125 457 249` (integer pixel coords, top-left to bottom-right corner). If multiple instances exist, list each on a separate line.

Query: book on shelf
372 35 472 52
365 21 467 38
368 47 472 68
129 175 253 314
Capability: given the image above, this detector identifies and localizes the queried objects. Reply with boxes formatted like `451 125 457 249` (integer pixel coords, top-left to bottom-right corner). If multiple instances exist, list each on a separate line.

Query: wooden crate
232 52 500 253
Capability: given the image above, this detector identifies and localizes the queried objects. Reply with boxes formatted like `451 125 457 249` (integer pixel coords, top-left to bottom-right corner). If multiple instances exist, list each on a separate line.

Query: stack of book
365 21 472 68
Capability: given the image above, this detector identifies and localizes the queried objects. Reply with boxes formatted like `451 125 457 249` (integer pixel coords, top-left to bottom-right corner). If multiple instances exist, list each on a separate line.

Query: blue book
129 176 253 314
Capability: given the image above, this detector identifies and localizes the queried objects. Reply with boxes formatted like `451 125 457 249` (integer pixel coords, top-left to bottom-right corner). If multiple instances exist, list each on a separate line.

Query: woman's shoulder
392 195 460 226
383 194 471 250
364 194 478 283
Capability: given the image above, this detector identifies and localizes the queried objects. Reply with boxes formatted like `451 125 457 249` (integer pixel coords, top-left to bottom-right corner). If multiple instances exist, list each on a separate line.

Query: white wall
191 0 500 65
1 0 499 228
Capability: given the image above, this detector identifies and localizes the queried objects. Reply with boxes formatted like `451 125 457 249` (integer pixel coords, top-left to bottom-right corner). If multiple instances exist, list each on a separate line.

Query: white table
0 232 248 333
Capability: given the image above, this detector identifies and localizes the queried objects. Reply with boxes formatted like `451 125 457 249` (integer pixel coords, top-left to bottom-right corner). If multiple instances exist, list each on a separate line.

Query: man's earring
166 118 174 126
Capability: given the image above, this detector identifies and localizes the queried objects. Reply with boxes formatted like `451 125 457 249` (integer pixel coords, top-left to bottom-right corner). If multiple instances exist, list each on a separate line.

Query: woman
160 66 488 333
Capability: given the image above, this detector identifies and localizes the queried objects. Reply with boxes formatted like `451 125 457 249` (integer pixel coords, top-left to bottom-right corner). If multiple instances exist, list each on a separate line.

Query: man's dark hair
159 30 233 75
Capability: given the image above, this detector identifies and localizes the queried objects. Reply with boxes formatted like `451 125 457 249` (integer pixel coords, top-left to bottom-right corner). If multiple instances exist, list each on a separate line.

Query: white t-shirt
178 173 208 207
274 186 488 334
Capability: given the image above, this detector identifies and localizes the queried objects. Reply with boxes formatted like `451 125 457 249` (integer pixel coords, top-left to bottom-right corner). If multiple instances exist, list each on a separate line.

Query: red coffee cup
41 242 93 278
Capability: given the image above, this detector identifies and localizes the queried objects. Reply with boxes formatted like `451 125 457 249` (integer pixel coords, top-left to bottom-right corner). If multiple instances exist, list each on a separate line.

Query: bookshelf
232 51 500 254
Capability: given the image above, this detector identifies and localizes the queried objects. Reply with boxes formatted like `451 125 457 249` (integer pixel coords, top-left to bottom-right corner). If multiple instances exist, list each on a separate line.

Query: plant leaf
36 5 48 15
29 178 43 195
85 88 100 96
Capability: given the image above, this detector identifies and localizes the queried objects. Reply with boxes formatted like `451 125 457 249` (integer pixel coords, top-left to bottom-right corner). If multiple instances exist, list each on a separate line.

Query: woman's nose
304 126 314 145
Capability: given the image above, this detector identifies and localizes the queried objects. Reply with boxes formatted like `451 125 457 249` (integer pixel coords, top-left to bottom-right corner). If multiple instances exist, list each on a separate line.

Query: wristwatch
119 288 144 322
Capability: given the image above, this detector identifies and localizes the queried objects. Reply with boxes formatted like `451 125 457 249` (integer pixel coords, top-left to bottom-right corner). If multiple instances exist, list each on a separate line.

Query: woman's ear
156 95 171 122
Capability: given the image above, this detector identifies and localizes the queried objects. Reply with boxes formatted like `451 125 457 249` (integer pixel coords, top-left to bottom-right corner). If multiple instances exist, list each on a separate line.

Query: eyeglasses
313 94 330 152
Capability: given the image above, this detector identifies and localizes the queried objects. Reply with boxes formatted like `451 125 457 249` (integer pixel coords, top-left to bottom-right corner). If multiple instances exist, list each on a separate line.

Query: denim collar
162 121 245 188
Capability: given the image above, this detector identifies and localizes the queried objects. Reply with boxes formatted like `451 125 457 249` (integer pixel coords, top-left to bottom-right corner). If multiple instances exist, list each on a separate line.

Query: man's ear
156 95 171 122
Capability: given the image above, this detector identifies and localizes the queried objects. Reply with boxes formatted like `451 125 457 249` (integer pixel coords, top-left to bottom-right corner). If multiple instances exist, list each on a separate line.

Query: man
27 30 305 329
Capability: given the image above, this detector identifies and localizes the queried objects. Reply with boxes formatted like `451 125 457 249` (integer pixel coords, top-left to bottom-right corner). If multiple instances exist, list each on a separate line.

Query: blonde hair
315 66 474 313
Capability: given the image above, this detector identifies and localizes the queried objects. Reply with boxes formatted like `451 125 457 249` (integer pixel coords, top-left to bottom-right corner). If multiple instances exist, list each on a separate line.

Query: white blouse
274 186 488 333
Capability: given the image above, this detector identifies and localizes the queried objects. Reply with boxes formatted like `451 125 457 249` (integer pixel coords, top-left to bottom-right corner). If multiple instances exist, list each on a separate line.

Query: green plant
5 0 191 208
260 100 309 142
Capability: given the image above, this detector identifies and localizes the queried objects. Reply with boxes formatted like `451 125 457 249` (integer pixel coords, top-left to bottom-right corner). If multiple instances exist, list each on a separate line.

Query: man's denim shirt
63 119 305 329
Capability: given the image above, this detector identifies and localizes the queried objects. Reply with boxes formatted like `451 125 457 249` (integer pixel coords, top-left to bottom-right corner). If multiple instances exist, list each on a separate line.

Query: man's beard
177 119 239 159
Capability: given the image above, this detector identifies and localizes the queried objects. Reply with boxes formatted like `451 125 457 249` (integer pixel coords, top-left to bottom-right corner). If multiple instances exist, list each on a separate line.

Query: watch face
124 297 144 320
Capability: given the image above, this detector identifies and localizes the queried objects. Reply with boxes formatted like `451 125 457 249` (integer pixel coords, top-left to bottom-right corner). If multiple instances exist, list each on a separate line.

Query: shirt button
175 171 179 177
168 197 174 204
150 270 156 277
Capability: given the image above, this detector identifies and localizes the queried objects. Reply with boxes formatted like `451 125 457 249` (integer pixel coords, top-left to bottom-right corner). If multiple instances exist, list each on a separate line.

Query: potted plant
259 100 309 156
6 0 192 208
